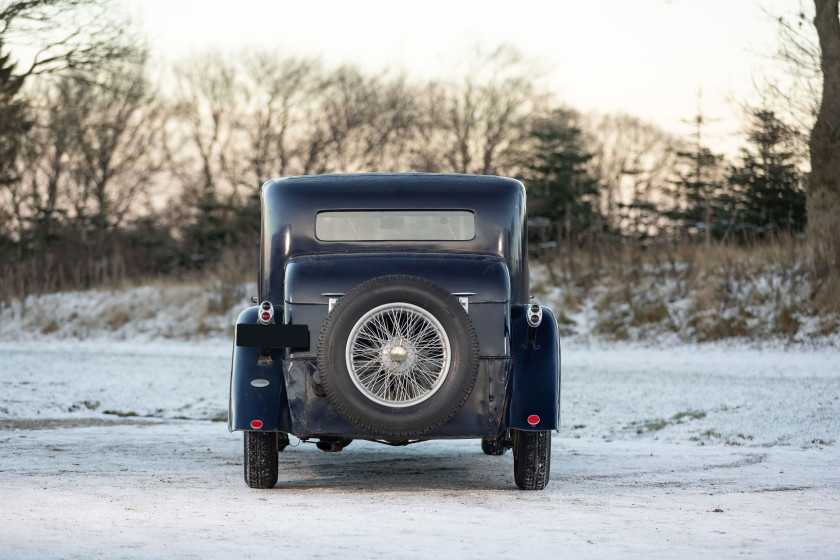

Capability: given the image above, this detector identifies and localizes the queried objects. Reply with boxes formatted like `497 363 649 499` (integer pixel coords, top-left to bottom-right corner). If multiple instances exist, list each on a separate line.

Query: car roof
263 173 524 210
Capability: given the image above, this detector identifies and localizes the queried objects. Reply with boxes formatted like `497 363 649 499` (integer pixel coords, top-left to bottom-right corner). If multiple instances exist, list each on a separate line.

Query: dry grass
208 247 257 313
3 232 836 343
533 234 840 342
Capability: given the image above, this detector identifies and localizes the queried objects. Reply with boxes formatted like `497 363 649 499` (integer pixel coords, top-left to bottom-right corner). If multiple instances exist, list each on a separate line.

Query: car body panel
229 307 293 432
283 253 510 359
507 305 561 431
280 358 512 438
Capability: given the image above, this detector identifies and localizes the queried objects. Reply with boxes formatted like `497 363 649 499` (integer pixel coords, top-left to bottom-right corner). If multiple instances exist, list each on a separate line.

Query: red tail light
527 414 540 426
258 301 274 325
250 419 263 429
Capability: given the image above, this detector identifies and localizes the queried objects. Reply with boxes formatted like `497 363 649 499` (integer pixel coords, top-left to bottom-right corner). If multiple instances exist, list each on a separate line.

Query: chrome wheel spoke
346 302 451 407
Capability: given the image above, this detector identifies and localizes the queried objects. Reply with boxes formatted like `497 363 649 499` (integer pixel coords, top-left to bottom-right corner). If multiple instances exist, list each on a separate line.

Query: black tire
481 433 508 455
277 432 290 452
244 431 278 489
317 275 479 439
512 429 551 490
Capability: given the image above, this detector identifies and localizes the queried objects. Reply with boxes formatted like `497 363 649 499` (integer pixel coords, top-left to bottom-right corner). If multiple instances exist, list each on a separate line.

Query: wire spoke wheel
318 275 478 438
346 303 451 407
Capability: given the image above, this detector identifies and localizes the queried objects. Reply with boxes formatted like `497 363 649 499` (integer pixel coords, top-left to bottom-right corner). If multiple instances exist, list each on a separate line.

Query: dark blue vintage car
229 173 560 490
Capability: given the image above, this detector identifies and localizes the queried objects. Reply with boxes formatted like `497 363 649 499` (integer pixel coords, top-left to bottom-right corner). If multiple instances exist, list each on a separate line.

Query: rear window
316 210 475 241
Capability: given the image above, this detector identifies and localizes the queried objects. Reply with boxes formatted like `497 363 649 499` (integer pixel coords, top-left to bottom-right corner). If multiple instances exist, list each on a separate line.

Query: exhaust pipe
316 437 353 452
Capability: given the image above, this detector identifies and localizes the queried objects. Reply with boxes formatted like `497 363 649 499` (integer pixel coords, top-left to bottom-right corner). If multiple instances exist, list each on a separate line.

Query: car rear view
230 173 560 490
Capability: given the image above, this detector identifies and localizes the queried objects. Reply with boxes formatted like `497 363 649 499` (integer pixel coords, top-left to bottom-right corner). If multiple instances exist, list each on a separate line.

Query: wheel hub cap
389 345 408 362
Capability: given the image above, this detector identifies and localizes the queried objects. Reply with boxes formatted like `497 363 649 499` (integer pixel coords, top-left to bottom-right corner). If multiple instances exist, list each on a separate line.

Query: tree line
0 0 836 303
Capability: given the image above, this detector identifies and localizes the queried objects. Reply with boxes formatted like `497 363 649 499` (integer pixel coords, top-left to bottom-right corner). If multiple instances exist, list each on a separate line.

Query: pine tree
0 39 29 188
523 109 600 244
662 109 728 245
0 40 24 98
728 110 806 237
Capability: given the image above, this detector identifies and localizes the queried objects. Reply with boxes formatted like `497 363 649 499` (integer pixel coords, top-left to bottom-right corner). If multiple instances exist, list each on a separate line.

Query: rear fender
507 305 561 431
228 307 292 432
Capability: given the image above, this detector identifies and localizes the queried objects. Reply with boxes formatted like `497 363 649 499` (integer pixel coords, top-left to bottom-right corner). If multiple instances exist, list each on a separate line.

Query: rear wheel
244 431 278 489
277 432 290 452
512 430 551 490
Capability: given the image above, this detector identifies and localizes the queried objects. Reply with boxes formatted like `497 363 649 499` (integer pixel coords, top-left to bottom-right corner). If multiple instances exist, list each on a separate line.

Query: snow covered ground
1 338 838 558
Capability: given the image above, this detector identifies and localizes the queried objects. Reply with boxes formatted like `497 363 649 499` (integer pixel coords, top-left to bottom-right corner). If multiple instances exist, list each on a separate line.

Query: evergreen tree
0 41 22 97
0 39 30 189
662 110 728 245
728 109 806 237
522 109 600 244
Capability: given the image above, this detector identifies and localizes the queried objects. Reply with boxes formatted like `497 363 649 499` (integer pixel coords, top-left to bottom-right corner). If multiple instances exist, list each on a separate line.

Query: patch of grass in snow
712 433 756 446
671 410 706 422
628 410 708 435
554 310 578 336
207 247 252 314
634 298 670 325
635 419 669 434
0 418 161 430
688 312 752 342
594 307 631 340
817 315 840 336
103 410 140 418
68 400 100 413
773 305 802 337
108 309 131 329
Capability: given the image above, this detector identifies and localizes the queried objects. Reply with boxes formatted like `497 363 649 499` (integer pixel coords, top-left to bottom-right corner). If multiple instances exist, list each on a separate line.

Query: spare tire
317 275 479 438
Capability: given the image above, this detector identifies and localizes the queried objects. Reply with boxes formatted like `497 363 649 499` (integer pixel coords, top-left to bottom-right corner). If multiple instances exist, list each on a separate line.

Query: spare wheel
316 275 479 438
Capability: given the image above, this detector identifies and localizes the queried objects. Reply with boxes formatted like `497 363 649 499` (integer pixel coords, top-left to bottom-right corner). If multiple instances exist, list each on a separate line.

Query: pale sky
130 0 807 154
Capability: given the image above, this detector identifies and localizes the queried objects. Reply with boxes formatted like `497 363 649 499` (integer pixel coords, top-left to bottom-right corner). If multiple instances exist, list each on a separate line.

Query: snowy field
1 338 838 559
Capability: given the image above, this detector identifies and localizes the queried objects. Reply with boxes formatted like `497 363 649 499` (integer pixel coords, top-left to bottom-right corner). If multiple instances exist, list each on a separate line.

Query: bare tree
409 81 450 172
241 50 322 184
585 112 678 236
809 0 840 269
435 45 546 176
318 66 420 172
1 0 143 253
0 0 138 84
170 52 240 210
357 72 419 170
757 2 822 163
8 58 159 248
69 56 164 242
16 77 83 246
168 49 259 255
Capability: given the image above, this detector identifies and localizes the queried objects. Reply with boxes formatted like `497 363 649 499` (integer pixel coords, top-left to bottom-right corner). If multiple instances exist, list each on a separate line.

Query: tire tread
244 431 278 489
513 430 551 490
